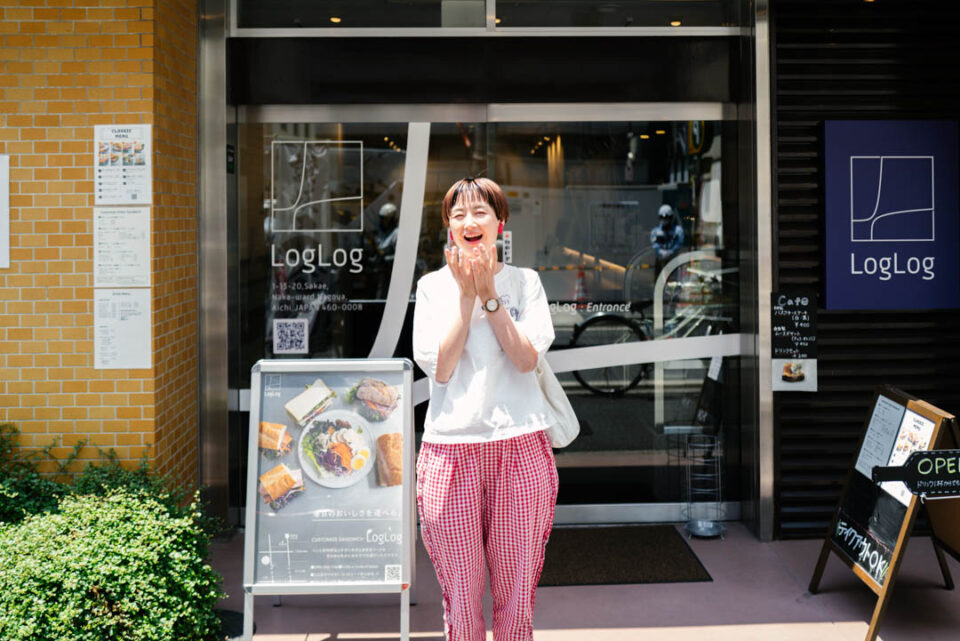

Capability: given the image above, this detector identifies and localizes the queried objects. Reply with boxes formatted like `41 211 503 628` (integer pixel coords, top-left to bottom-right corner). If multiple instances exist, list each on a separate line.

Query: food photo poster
251 370 405 586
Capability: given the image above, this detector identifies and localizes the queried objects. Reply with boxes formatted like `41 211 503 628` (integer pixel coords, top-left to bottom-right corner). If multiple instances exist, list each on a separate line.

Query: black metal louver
771 0 960 538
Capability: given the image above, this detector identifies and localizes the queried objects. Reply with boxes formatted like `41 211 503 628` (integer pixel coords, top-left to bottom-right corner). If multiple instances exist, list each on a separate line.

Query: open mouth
463 233 483 244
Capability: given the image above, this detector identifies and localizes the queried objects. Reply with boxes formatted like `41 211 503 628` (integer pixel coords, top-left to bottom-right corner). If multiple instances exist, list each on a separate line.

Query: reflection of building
3 1 959 556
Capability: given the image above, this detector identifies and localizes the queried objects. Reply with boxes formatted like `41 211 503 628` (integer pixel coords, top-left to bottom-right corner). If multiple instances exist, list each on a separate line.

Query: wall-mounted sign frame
823 120 959 310
809 385 960 641
243 358 415 641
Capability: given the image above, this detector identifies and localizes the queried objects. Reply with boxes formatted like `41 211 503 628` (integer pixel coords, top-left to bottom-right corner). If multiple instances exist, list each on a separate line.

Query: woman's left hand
470 244 498 302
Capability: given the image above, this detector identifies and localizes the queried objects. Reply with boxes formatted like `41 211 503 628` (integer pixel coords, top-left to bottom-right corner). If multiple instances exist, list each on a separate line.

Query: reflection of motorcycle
568 313 652 397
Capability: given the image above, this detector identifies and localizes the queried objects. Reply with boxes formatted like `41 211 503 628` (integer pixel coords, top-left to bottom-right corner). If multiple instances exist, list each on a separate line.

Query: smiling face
441 178 510 255
448 194 500 254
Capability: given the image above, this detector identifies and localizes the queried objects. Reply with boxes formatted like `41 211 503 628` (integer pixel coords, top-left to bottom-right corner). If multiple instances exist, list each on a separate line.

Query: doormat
538 525 712 586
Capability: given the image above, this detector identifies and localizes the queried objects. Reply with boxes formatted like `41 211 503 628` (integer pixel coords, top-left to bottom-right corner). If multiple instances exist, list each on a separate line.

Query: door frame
212 102 756 525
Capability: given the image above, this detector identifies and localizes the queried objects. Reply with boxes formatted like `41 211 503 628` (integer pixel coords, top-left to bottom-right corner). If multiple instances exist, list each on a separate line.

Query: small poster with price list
94 125 151 206
771 289 817 392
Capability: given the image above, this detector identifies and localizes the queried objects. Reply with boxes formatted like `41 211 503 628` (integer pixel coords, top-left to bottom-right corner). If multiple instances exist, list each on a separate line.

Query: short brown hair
440 177 510 226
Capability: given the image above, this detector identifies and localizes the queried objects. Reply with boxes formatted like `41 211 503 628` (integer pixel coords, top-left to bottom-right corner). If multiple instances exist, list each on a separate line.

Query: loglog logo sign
824 121 959 310
269 140 367 274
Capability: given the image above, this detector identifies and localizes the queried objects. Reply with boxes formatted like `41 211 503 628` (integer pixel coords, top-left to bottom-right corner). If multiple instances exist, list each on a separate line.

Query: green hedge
0 424 225 641
0 472 65 524
0 491 224 641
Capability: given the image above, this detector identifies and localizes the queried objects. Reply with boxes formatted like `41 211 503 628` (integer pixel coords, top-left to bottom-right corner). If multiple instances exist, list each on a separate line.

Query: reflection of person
376 202 399 257
374 202 399 298
651 203 685 273
413 177 558 641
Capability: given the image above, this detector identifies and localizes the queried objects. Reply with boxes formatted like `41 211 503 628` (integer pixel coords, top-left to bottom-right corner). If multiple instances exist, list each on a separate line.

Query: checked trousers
416 430 559 641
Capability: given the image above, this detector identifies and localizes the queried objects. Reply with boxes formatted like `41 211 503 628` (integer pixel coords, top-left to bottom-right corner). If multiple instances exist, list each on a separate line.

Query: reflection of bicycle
569 313 652 397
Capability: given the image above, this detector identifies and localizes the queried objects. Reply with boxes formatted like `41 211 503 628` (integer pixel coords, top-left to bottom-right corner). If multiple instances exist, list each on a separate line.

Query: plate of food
298 409 376 488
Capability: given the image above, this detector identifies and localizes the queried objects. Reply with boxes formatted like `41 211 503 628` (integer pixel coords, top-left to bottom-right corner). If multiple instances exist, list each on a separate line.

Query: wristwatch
483 297 501 313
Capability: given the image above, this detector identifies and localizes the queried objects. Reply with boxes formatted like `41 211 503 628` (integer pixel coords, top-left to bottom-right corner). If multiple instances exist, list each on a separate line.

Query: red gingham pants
416 430 559 641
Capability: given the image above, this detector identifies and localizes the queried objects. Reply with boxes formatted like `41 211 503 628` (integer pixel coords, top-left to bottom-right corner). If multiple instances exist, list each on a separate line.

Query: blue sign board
824 120 959 310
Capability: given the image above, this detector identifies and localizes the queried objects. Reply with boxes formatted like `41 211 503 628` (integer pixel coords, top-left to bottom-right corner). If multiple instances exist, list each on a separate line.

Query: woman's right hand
446 246 477 300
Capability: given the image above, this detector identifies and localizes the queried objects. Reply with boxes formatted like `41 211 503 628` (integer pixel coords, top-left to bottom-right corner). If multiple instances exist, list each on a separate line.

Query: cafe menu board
94 125 151 206
93 207 150 288
831 390 937 586
771 290 817 392
244 359 413 592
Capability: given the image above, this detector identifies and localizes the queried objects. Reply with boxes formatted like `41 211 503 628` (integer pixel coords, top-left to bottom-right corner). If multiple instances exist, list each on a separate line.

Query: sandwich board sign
809 385 960 641
243 359 415 641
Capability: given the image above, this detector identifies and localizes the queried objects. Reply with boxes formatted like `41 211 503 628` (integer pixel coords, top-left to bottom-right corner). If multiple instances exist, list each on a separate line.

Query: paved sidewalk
210 523 960 641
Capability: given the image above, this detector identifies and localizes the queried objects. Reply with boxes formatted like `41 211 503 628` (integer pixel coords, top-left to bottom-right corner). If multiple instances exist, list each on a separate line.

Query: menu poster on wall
771 290 818 392
93 207 150 288
94 288 152 370
247 363 411 587
94 125 152 206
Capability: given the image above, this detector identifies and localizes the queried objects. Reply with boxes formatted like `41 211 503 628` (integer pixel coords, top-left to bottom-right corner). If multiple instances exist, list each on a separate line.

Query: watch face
485 298 499 312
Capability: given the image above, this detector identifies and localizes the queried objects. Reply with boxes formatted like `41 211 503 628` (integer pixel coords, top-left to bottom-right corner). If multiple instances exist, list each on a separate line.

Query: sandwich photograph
258 463 305 511
258 421 292 459
345 377 400 422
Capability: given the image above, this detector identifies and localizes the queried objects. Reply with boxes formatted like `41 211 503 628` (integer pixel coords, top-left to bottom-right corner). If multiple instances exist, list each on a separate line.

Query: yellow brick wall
0 0 199 489
151 0 198 488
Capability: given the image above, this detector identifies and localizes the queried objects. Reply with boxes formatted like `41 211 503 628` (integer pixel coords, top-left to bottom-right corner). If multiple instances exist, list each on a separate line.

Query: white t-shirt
413 264 556 444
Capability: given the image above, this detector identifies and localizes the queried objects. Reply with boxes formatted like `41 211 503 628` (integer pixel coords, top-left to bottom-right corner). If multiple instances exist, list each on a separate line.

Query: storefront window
236 0 485 29
235 117 741 510
496 1 743 28
235 0 743 29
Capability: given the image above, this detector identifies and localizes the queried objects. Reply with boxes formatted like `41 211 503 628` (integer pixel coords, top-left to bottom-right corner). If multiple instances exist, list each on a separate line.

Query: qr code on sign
384 564 402 582
273 318 309 354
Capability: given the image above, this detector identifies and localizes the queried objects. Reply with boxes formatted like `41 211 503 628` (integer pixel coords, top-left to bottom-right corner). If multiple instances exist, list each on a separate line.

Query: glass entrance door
230 112 745 522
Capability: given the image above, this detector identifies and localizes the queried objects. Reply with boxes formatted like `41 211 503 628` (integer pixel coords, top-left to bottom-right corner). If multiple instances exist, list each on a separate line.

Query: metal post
754 0 776 543
243 591 254 641
401 587 411 641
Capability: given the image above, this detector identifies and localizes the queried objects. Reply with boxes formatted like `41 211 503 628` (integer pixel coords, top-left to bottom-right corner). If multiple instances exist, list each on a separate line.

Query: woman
413 177 559 641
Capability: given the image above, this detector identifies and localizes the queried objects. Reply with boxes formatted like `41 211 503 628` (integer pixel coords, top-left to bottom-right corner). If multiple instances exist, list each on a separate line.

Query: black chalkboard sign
771 290 817 359
810 386 957 641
